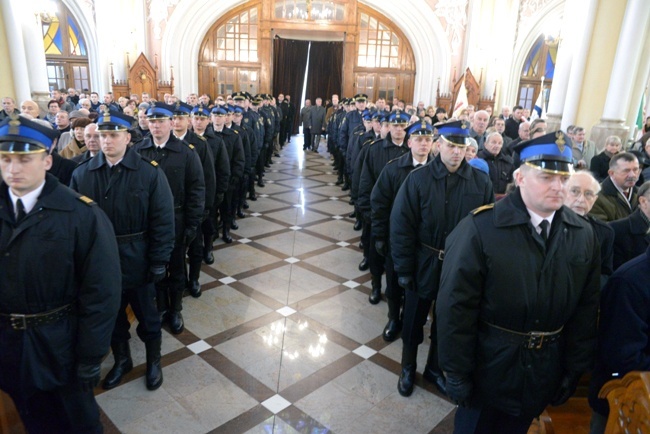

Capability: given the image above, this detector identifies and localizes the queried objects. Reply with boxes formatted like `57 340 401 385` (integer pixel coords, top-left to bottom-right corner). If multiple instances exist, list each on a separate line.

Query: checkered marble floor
96 136 456 434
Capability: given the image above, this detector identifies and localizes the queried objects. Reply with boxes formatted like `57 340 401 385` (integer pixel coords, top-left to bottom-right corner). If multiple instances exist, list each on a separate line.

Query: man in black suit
610 181 650 270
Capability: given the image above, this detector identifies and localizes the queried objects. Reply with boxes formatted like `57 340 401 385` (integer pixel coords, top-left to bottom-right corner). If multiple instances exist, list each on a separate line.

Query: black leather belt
0 304 74 330
481 321 563 350
115 231 147 244
421 242 445 261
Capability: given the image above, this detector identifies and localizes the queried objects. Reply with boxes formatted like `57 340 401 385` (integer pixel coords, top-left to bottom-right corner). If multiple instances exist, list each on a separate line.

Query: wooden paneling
111 53 174 101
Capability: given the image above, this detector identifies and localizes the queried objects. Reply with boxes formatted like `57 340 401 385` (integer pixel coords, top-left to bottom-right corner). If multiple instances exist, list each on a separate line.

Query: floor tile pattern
96 137 455 433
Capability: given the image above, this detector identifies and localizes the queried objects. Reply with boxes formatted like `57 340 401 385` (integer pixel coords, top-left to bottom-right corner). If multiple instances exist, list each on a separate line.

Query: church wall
0 4 16 101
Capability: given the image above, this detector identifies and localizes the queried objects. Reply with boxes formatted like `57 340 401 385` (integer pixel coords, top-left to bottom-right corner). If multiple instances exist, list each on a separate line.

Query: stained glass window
43 16 63 55
68 19 87 56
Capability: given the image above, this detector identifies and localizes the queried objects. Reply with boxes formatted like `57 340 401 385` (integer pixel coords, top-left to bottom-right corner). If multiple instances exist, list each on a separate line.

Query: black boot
145 338 163 390
341 175 351 191
348 211 356 218
423 333 446 394
358 257 369 271
156 287 169 323
203 247 214 265
222 223 233 244
231 220 239 230
383 298 403 341
353 219 363 231
369 274 382 304
257 179 265 188
188 261 202 298
242 201 249 209
248 192 257 201
335 175 343 185
398 345 418 397
168 290 184 334
102 341 133 390
237 209 246 219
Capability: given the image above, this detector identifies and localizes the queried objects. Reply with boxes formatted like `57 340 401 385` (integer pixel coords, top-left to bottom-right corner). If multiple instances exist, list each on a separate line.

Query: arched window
354 8 415 102
42 2 90 91
273 0 346 21
200 4 261 98
517 35 557 111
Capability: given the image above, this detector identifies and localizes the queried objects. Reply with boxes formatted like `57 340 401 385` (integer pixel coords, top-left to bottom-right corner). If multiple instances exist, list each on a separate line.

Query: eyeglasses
568 187 597 200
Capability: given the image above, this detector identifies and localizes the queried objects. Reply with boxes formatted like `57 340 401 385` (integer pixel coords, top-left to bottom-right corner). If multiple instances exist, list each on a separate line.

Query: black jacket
391 157 494 299
357 134 410 218
70 147 175 288
477 149 515 195
201 131 231 196
212 127 245 187
437 189 600 418
609 208 650 270
135 135 205 240
371 152 431 242
49 151 77 186
0 174 121 392
590 152 611 182
180 130 216 212
584 214 615 277
338 110 363 152
229 123 252 175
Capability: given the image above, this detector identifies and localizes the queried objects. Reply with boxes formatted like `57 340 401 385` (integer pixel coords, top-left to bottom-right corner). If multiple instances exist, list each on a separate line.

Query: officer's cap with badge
387 110 410 125
191 104 210 118
251 95 263 106
371 111 383 121
354 94 368 103
98 109 135 132
362 110 373 122
346 98 355 106
437 120 470 146
233 106 244 115
226 104 236 114
211 105 228 116
172 101 193 117
146 102 175 119
232 92 248 101
0 114 59 154
406 121 434 136
514 130 574 175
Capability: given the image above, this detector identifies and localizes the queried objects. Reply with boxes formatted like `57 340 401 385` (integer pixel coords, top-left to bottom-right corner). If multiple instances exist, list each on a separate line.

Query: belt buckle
438 250 445 261
10 314 27 331
526 332 544 350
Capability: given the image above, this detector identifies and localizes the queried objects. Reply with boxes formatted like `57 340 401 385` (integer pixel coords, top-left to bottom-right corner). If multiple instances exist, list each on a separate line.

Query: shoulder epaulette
78 195 94 206
150 160 159 167
232 129 239 134
188 144 195 150
197 134 206 141
471 203 495 215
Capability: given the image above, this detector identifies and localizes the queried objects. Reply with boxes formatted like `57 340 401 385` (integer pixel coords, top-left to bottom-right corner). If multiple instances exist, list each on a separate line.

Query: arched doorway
42 0 91 92
517 34 556 112
197 0 415 100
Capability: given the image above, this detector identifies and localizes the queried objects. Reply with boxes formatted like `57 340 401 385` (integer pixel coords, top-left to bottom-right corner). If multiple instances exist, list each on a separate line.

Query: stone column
591 0 650 148
16 1 50 109
1 0 31 102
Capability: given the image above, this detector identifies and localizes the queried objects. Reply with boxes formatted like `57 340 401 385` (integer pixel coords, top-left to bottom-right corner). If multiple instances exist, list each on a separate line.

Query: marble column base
545 113 562 132
32 91 52 115
590 118 630 153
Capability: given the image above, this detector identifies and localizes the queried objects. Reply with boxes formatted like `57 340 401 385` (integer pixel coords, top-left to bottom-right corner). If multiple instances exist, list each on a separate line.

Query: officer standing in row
391 120 494 397
370 121 435 342
135 103 205 334
358 111 412 304
0 115 121 433
338 94 367 190
230 105 254 218
171 102 216 298
233 92 262 201
71 110 175 391
437 132 600 433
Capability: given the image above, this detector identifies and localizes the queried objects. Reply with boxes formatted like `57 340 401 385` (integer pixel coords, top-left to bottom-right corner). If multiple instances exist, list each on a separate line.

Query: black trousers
236 174 249 210
368 233 385 277
303 127 312 149
187 219 205 266
401 289 434 349
219 188 235 227
112 283 161 343
280 120 289 144
384 251 402 301
454 405 533 434
156 242 186 312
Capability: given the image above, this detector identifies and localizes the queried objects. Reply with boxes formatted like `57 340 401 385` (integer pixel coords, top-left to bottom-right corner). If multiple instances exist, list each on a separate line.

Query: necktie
539 220 549 245
15 198 26 222
414 164 422 168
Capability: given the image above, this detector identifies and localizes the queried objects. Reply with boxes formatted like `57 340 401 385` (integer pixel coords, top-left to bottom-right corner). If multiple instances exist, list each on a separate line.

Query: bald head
20 100 40 118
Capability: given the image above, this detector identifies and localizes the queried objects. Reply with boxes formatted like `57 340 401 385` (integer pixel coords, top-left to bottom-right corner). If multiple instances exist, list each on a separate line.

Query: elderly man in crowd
590 152 640 222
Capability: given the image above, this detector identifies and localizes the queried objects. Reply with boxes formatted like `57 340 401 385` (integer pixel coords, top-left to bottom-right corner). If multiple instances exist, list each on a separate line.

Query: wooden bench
599 371 650 433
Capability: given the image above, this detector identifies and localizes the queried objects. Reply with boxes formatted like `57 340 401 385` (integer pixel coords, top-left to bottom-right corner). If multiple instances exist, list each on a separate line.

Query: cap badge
8 113 20 135
555 131 566 153
103 108 111 123
461 122 468 130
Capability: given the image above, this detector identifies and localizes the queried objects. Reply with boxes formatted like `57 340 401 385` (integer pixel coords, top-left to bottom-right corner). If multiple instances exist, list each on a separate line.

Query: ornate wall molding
433 0 468 55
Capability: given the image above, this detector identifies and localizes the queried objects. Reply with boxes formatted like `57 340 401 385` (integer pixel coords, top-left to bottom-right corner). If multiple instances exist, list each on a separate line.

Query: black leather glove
77 363 101 392
445 373 473 407
398 275 415 292
148 264 167 283
183 227 197 246
550 372 581 406
215 193 224 209
203 208 211 221
375 240 387 257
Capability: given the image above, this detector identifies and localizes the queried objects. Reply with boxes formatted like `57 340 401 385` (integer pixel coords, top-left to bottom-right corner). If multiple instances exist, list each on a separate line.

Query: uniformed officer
390 120 494 397
190 104 230 263
210 105 245 243
371 121 435 342
71 110 175 391
230 105 254 219
0 115 121 433
249 95 268 188
171 101 216 298
259 94 275 168
135 103 205 334
233 92 261 201
437 131 600 433
358 110 412 304
338 94 367 190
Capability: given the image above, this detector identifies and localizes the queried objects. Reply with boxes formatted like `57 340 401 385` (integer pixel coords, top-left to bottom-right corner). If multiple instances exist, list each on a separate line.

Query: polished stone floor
96 136 456 433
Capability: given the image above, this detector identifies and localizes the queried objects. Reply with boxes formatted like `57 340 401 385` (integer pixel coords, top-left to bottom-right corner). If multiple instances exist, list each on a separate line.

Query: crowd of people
1 86 650 433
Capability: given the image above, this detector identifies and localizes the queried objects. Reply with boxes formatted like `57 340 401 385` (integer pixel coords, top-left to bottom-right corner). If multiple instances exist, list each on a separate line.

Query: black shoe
335 178 344 186
353 220 363 231
382 319 402 342
369 285 381 305
358 257 369 271
236 211 246 219
257 180 265 188
231 221 239 230
341 183 350 191
264 163 271 168
274 153 280 157
102 342 133 390
249 193 257 201
243 201 249 209
203 250 214 265
349 211 356 218
423 366 447 395
349 198 354 205
222 231 233 244
359 241 364 249
189 280 201 298
168 311 184 334
145 339 163 391
398 364 417 397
